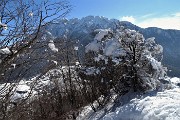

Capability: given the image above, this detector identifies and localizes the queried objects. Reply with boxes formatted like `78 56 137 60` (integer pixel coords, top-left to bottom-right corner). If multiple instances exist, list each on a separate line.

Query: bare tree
0 0 71 119
0 0 71 83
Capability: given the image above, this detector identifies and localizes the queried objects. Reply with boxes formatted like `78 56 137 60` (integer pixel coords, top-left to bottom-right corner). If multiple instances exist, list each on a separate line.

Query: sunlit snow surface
48 40 58 52
102 88 180 120
0 47 11 54
1 76 180 120
77 77 180 120
0 67 75 102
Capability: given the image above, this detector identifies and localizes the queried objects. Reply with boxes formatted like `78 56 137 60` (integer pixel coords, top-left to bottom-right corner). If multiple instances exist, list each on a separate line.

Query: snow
48 40 58 52
94 29 110 41
28 11 33 17
84 27 166 92
84 67 100 75
11 64 16 68
78 78 180 120
15 84 30 93
0 81 32 102
112 58 122 65
145 55 166 78
102 88 180 120
170 77 180 84
51 60 58 65
74 46 79 50
155 45 163 54
94 54 108 64
0 47 11 54
145 37 163 56
0 66 79 101
85 40 101 53
0 21 7 30
114 48 126 57
0 22 7 27
171 77 180 87
76 61 80 65
149 57 160 70
103 39 121 56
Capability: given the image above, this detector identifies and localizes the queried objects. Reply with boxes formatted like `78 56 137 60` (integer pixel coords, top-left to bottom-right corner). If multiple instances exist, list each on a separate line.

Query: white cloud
141 13 155 19
173 12 180 17
120 12 180 30
121 16 135 23
136 16 180 30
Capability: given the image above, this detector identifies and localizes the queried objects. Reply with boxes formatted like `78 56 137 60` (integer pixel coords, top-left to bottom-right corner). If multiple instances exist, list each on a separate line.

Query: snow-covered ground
102 88 180 120
1 75 180 120
0 66 77 102
77 77 180 120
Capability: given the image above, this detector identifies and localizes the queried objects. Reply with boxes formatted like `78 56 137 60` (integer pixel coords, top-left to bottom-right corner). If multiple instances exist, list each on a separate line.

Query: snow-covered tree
78 27 166 95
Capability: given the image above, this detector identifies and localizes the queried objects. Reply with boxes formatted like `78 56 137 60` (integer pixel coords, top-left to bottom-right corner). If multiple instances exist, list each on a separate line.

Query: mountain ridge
44 16 180 77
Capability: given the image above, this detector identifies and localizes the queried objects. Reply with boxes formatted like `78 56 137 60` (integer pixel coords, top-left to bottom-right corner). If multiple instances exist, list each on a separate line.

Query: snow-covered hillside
1 16 180 120
77 78 180 120
0 66 77 102
1 16 179 81
45 16 180 77
1 74 179 120
1 75 179 120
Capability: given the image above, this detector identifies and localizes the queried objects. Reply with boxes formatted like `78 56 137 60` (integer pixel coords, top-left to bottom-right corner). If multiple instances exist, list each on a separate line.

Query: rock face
45 16 180 77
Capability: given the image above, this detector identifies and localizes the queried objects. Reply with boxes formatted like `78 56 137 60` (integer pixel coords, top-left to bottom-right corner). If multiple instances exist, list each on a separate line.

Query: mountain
45 16 180 77
121 23 180 77
3 16 179 80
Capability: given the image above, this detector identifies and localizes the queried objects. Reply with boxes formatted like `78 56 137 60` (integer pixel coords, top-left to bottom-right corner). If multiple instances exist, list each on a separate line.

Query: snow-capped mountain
2 16 179 81
45 16 180 77
1 16 180 120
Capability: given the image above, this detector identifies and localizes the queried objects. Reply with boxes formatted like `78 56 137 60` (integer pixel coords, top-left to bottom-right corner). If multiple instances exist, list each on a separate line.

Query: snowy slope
77 78 180 120
0 66 79 102
102 88 180 120
2 16 179 81
45 16 180 77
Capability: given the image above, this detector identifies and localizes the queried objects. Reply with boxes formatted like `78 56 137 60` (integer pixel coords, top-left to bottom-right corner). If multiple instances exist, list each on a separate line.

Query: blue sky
68 0 180 30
